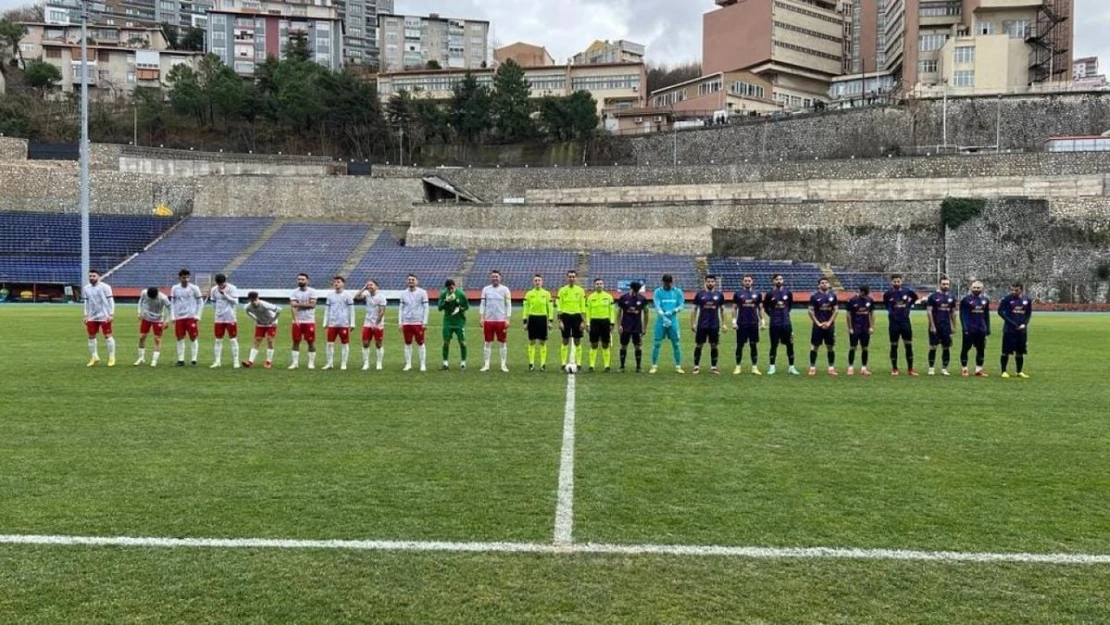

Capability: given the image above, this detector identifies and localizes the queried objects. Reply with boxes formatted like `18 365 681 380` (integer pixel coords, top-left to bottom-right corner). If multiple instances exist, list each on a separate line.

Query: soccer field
2 305 1109 624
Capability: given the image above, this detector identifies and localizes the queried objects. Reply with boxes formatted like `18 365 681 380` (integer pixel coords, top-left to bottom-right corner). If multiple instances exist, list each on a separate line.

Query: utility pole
941 79 949 150
79 0 91 282
995 94 1002 152
133 100 138 146
672 109 678 166
398 125 404 165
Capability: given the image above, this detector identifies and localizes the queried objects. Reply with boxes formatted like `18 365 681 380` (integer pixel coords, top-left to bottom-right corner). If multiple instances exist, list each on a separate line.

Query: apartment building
19 22 169 59
335 0 392 67
206 0 342 76
44 0 158 28
572 39 645 65
648 70 778 115
377 12 489 72
40 43 201 98
703 0 847 105
494 42 555 67
376 62 646 115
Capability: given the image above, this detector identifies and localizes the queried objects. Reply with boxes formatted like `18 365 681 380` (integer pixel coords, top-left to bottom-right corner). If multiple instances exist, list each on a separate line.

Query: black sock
848 348 856 366
750 344 758 365
905 344 914 369
960 342 970 367
786 343 795 366
620 348 627 368
942 348 951 368
735 345 743 365
635 348 642 368
890 345 899 369
769 338 779 365
827 350 835 367
861 349 869 367
711 347 719 368
694 346 703 366
809 350 818 367
928 349 937 368
1015 355 1024 373
976 349 984 368
1001 354 1010 372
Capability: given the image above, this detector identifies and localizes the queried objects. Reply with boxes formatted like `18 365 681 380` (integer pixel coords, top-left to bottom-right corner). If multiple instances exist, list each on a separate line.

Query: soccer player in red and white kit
288 273 318 370
242 292 281 369
208 273 240 369
170 268 204 366
322 276 356 371
480 269 512 373
357 279 387 371
135 286 170 367
399 274 429 372
82 269 116 367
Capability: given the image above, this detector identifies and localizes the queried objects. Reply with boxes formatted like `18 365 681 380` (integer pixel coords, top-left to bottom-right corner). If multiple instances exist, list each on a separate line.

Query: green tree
167 63 206 124
23 60 62 91
181 27 205 52
161 22 179 49
450 72 492 142
538 95 571 140
197 54 245 128
566 90 599 138
269 52 326 132
425 59 442 70
285 31 311 63
490 59 534 141
133 86 168 144
416 99 450 144
319 69 388 158
0 18 25 68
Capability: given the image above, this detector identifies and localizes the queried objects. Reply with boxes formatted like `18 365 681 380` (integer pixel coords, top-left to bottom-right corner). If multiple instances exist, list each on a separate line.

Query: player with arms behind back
170 269 204 367
691 275 726 375
82 269 116 367
242 292 281 369
399 274 430 372
616 281 649 373
845 285 875 376
135 286 170 367
356 280 387 371
807 277 839 376
288 273 318 370
322 276 356 371
480 270 512 372
926 277 958 376
208 273 240 369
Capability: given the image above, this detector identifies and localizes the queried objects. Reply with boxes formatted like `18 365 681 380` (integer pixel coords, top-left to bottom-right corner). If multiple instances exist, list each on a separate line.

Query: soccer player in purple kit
616 281 649 373
845 285 875 376
763 274 800 375
959 280 991 377
998 282 1033 379
731 273 764 375
925 277 959 376
691 275 727 375
807 277 839 376
883 274 920 376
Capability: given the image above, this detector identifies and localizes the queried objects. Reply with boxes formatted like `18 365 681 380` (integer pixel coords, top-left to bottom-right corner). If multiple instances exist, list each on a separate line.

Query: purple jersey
960 294 991 335
809 291 838 324
883 287 919 326
847 295 874 331
732 288 762 326
926 291 957 330
764 288 793 327
617 292 648 333
998 294 1033 333
694 290 725 329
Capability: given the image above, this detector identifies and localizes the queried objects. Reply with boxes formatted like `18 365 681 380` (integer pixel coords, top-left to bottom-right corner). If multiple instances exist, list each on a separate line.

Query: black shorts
1002 331 1028 355
527 315 549 341
769 325 794 344
560 314 584 340
589 320 612 345
889 322 913 343
695 327 721 345
849 330 871 348
735 324 760 344
810 326 836 347
929 329 953 348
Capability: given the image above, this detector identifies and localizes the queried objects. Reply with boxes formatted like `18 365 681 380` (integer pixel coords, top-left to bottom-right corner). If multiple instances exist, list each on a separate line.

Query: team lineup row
78 268 1036 378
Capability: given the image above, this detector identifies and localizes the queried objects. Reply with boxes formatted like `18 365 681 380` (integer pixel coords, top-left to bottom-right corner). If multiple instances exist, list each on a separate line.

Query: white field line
2 534 1109 564
553 374 577 545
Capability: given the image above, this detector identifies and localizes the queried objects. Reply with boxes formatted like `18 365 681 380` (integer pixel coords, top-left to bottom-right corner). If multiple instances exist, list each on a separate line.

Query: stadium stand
348 230 466 291
0 212 180 284
465 249 578 290
231 223 371 288
589 252 699 290
707 258 826 291
108 217 273 287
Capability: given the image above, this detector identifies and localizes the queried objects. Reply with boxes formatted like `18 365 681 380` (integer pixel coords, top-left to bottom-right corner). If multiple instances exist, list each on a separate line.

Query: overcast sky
1 0 1106 68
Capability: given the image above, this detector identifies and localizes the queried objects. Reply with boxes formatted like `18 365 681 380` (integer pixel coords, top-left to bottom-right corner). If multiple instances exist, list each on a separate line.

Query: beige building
648 70 778 116
572 40 645 65
18 22 169 60
377 62 646 115
377 12 489 72
494 42 555 67
40 43 201 99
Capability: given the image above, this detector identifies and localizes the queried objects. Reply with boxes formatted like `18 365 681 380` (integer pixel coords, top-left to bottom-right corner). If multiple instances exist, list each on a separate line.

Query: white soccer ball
565 363 578 374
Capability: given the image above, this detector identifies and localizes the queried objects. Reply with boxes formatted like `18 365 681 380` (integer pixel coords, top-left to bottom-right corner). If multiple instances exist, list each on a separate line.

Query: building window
46 48 62 58
698 79 722 96
977 21 995 35
953 70 974 87
127 71 136 83
730 80 765 99
954 46 974 64
918 33 948 51
919 59 938 73
1003 20 1031 39
919 2 960 17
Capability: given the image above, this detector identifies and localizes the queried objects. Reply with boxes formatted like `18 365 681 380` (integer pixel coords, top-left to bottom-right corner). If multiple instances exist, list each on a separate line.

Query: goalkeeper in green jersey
586 278 616 372
437 279 469 370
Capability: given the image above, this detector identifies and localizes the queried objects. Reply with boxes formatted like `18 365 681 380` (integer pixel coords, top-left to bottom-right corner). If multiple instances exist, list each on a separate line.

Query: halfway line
554 374 577 545
2 535 1109 565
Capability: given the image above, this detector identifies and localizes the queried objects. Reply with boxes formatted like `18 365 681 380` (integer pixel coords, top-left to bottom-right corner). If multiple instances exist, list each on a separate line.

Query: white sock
176 340 185 361
483 342 492 366
151 350 160 365
249 347 258 363
265 348 273 362
499 343 508 365
326 343 335 365
376 347 384 366
404 345 412 366
291 351 300 366
341 344 349 366
362 347 370 365
190 340 199 362
213 339 223 363
106 337 115 358
230 338 239 362
88 339 98 358
137 347 146 360
418 344 426 367
308 352 316 367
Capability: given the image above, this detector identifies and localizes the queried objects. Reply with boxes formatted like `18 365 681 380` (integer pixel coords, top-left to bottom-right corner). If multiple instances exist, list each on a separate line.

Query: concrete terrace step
338 226 386 280
222 219 286 275
455 249 479 288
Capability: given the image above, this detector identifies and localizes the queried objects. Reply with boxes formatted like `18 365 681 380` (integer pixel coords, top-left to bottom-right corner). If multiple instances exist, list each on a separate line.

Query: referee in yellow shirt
556 270 587 370
522 274 555 371
586 278 616 372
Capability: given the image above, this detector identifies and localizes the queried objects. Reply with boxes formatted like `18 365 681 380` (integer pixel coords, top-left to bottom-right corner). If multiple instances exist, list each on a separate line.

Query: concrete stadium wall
119 156 336 177
0 137 28 160
0 163 184 214
191 176 423 222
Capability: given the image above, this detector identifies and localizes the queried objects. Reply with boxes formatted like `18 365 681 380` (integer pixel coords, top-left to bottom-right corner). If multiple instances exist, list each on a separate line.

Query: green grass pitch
2 304 1109 624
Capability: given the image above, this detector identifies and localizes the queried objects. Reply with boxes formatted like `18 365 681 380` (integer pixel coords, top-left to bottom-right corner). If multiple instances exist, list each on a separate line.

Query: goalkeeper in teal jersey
651 273 685 374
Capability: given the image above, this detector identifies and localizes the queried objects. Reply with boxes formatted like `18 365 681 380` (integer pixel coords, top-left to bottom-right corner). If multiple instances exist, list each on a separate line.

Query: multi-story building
19 22 170 58
44 0 158 28
494 42 555 67
648 70 778 114
703 0 847 105
335 0 392 67
572 40 645 65
377 12 489 72
36 40 201 98
1073 56 1097 79
206 0 343 77
376 62 646 115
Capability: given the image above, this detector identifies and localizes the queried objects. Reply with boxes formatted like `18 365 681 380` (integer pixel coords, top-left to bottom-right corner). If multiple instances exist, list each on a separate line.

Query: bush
940 197 986 230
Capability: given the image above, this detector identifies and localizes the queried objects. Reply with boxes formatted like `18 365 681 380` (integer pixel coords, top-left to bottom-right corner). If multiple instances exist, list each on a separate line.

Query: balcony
974 0 1042 8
